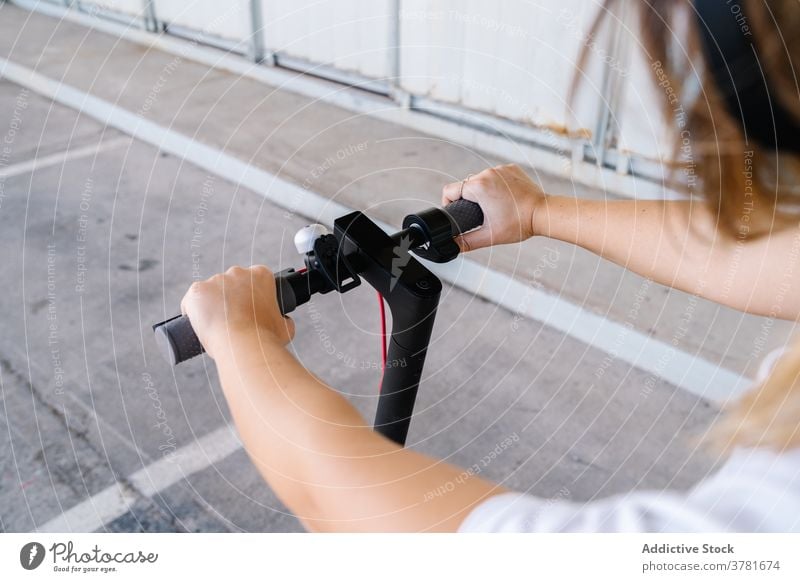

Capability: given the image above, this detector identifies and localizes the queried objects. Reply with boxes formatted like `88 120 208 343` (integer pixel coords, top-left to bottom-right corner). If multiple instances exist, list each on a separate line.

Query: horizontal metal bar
409 94 578 160
163 22 250 56
272 53 391 96
74 2 145 28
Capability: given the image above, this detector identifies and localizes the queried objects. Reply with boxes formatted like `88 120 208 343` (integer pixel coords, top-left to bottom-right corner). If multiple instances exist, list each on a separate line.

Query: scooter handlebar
152 275 298 365
153 200 482 366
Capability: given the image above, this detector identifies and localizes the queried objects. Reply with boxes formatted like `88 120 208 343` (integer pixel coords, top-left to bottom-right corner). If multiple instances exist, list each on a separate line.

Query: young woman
181 0 800 532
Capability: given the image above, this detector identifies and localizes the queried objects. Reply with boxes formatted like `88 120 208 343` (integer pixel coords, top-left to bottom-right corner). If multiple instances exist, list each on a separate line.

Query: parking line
0 136 131 178
0 56 751 402
37 424 242 533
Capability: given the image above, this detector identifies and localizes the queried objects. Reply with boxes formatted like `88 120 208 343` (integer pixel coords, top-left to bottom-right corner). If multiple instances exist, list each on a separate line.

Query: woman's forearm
443 164 800 317
534 195 800 319
213 329 502 532
534 196 706 290
214 330 379 516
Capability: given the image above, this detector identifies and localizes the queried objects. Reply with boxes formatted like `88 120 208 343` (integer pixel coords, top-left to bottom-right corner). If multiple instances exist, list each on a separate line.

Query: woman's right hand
442 164 546 252
180 265 295 360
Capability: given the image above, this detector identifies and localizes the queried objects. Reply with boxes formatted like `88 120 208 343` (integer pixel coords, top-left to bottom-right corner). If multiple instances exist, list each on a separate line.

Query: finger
180 282 199 315
252 269 278 304
459 179 484 204
455 228 493 253
444 176 485 206
251 264 273 276
442 181 463 205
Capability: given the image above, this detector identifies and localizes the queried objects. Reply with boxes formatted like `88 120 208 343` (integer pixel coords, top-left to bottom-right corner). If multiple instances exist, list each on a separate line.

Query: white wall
79 0 145 17
75 0 671 170
614 6 690 167
155 0 250 41
259 0 394 79
398 1 606 136
615 49 672 166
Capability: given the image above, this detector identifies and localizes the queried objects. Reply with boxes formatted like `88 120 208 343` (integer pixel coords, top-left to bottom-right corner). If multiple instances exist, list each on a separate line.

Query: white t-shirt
459 447 800 532
460 350 800 533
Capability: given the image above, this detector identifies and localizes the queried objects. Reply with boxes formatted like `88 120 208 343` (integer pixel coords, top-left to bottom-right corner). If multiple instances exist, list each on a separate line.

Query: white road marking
0 136 131 178
37 424 241 533
433 257 751 401
0 56 751 402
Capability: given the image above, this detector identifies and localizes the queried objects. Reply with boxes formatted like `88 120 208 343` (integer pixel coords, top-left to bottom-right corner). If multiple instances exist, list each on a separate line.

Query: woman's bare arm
443 164 800 320
535 196 800 319
182 266 505 532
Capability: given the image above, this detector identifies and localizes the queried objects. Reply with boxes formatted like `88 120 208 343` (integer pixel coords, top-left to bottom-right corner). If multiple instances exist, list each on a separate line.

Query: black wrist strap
695 0 800 153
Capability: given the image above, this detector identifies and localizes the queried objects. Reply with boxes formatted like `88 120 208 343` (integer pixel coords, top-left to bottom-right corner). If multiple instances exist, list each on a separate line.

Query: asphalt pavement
0 3 741 532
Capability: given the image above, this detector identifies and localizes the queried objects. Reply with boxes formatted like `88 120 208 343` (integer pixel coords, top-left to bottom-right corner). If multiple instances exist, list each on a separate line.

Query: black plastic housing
334 211 441 445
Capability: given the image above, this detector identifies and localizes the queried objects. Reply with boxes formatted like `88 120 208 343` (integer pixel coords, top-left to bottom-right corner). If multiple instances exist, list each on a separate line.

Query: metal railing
24 0 646 182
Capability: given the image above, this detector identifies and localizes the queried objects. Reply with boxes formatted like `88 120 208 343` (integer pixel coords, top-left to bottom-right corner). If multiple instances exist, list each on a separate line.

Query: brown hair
576 0 800 238
575 0 800 451
709 342 800 452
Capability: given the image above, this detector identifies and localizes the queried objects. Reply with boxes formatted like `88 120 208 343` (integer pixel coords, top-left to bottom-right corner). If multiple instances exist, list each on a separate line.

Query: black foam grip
444 198 484 234
153 277 298 365
154 315 203 365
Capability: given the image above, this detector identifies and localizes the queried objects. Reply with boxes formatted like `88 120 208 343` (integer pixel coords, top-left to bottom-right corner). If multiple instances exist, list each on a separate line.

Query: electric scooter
152 200 484 446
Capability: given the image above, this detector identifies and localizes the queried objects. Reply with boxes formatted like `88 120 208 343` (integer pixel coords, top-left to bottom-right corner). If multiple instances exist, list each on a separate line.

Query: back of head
577 0 800 452
576 0 800 237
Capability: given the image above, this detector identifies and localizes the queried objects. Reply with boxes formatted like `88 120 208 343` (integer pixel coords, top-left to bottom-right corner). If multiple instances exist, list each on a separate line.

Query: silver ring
459 174 474 198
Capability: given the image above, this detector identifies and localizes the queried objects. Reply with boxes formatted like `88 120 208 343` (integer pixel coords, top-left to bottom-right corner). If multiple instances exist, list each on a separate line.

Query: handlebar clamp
307 233 361 293
402 208 461 263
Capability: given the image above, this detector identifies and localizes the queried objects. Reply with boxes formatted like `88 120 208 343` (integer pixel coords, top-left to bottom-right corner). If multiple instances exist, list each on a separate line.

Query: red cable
377 292 387 382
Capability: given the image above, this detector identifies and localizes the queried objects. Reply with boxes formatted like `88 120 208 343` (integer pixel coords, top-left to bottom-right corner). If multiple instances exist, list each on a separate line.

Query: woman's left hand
442 164 546 252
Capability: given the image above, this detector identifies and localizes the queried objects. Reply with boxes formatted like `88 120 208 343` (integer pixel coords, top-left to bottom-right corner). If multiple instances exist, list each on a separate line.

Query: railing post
142 0 158 32
591 0 631 169
248 0 273 64
387 0 409 106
